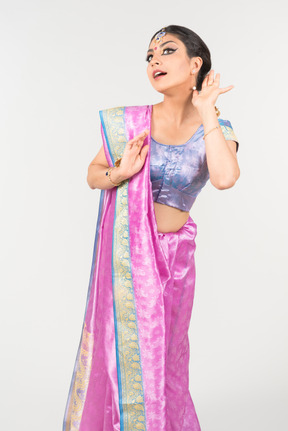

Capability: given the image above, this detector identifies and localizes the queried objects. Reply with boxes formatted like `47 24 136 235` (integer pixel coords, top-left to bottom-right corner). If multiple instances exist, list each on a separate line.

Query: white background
1 1 287 430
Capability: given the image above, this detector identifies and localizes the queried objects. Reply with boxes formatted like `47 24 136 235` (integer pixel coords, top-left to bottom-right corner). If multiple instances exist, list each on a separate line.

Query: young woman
63 25 240 431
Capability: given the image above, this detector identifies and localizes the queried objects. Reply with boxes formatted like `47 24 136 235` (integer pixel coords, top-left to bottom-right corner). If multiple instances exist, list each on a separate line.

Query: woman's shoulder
99 105 152 133
218 117 234 128
218 117 239 151
99 104 151 114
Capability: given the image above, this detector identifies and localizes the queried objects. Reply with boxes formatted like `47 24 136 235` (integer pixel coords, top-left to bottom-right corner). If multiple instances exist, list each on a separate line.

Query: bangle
106 166 123 187
203 125 220 140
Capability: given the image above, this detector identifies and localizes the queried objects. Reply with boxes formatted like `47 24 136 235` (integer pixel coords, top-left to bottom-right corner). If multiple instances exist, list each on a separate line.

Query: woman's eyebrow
147 40 177 54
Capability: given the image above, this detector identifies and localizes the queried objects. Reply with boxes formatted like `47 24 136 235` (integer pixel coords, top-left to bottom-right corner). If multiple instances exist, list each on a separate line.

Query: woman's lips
153 69 167 79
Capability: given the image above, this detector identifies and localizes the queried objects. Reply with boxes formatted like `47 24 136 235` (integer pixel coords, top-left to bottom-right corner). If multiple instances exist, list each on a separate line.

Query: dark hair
150 25 211 91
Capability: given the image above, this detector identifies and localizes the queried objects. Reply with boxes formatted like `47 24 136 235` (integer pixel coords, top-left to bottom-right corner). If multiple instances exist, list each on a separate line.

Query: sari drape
63 105 201 431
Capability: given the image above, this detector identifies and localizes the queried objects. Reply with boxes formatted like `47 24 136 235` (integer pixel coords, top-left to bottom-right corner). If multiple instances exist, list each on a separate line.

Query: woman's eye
146 48 176 62
163 48 176 55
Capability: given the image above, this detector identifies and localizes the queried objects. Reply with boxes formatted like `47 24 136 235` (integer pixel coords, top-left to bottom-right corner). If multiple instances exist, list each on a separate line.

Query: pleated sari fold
63 105 201 431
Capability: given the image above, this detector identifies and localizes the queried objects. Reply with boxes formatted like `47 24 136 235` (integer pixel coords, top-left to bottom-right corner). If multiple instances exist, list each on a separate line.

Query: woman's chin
151 80 190 96
151 83 174 95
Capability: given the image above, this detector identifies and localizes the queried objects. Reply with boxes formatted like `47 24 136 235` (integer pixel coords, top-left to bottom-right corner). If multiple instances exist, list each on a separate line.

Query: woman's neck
156 93 201 128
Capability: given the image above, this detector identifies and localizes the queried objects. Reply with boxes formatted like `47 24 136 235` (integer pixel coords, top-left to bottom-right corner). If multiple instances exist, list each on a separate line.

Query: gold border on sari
64 323 94 431
101 107 146 431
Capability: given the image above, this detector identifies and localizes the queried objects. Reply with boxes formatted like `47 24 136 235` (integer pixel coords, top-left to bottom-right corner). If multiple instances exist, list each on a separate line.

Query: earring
193 86 196 90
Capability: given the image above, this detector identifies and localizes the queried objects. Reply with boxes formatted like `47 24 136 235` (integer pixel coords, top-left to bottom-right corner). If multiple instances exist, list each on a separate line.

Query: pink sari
63 105 201 431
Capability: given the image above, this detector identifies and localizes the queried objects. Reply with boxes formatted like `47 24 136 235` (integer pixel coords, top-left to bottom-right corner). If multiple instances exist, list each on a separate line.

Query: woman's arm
200 105 240 189
192 70 240 189
87 145 127 190
87 129 150 190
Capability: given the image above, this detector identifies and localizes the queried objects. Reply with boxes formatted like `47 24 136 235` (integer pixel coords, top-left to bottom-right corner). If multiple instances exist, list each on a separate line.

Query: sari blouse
150 118 239 212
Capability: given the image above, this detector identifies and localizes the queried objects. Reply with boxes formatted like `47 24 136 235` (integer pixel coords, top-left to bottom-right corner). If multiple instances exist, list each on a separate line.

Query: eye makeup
146 47 178 62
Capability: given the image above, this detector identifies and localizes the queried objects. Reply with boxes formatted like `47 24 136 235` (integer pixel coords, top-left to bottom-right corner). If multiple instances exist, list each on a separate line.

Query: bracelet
203 125 220 140
106 166 123 187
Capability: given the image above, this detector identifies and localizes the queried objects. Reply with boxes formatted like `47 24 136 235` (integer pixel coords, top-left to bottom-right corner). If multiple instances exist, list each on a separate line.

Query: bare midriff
153 201 190 233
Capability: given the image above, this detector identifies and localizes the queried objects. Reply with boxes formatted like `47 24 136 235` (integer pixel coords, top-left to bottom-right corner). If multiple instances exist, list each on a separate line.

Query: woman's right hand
116 129 150 180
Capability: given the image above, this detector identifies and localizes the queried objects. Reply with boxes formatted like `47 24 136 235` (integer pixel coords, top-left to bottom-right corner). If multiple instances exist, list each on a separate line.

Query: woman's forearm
199 105 240 189
87 163 127 190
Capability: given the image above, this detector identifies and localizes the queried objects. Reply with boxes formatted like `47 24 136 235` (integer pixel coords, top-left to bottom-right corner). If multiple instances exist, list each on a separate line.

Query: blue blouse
150 118 239 212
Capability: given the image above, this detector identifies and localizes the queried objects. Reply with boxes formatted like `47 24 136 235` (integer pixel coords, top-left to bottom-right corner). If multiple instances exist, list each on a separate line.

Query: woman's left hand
191 70 234 114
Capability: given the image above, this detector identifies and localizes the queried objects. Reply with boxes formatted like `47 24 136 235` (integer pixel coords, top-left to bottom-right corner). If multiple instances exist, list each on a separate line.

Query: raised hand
192 69 234 114
117 129 150 180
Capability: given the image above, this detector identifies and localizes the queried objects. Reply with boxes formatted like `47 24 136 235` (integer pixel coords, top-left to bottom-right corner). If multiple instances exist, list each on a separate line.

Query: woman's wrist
110 166 127 184
197 103 217 121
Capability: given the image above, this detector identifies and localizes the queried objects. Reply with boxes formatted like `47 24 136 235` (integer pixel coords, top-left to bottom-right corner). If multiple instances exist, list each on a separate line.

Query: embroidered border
64 323 94 431
218 119 238 142
101 107 146 431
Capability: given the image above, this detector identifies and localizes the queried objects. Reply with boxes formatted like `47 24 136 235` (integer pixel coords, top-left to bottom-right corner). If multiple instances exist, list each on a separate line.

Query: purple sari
63 105 201 431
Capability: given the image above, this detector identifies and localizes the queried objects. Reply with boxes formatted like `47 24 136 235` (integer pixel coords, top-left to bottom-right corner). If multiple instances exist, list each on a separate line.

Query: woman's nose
150 55 161 66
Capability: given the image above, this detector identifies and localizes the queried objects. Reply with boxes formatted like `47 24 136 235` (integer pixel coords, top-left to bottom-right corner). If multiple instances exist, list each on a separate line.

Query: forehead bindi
148 38 179 53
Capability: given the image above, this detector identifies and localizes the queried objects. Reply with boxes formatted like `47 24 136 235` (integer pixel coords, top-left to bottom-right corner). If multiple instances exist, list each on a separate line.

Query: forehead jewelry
154 28 166 48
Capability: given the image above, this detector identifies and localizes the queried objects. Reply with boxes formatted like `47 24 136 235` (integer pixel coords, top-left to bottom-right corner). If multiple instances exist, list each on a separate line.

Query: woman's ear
190 56 203 75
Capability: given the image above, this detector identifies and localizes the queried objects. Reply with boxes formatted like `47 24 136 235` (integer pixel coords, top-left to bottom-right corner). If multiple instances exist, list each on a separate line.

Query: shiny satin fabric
150 129 209 212
150 118 239 212
62 105 201 431
157 219 200 431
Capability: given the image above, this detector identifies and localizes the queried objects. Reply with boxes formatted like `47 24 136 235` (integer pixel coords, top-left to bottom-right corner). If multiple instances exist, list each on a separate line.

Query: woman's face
146 33 200 95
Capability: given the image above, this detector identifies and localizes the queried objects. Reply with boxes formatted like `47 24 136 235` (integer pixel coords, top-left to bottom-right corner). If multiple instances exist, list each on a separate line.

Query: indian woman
63 24 240 431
